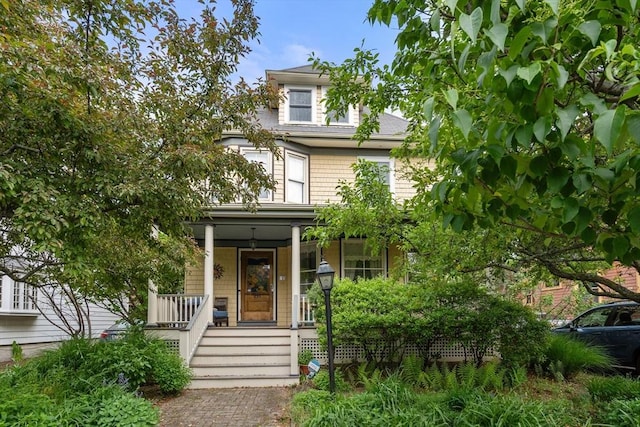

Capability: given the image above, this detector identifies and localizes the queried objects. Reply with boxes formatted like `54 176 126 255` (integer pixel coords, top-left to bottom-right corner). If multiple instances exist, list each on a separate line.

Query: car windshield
574 307 612 328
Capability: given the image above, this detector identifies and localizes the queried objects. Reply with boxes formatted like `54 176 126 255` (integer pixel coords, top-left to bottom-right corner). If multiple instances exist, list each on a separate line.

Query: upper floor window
322 87 353 125
285 151 308 204
342 239 386 281
285 86 316 123
358 156 395 193
1 275 38 315
241 148 272 201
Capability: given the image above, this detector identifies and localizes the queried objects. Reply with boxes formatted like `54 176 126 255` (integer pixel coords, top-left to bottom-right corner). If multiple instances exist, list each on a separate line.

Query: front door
240 250 275 321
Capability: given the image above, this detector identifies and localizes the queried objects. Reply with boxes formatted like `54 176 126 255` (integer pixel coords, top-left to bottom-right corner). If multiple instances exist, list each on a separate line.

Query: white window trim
0 275 39 316
358 155 396 193
340 238 387 280
321 86 354 126
284 85 317 124
240 147 273 201
285 150 308 204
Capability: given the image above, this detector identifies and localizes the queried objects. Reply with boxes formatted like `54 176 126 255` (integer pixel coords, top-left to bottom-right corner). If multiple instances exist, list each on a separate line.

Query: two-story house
147 65 415 388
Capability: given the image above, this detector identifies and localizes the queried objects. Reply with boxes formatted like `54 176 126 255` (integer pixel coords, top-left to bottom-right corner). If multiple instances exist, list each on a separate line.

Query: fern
400 355 423 387
457 363 477 391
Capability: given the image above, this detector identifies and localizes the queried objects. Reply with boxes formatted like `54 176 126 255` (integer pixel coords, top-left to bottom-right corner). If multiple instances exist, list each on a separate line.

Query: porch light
316 258 336 394
249 227 257 251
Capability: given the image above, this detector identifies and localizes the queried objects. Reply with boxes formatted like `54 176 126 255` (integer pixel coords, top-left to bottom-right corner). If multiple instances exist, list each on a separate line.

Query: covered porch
145 206 323 387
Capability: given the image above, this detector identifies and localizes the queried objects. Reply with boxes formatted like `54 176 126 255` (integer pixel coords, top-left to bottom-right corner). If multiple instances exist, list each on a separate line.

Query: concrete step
191 352 289 365
195 344 289 356
188 375 300 389
199 335 290 346
191 363 291 377
203 327 289 338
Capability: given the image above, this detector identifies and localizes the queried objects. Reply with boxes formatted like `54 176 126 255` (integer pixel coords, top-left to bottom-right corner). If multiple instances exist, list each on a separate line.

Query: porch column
204 224 214 324
291 222 301 328
147 225 159 326
290 223 301 376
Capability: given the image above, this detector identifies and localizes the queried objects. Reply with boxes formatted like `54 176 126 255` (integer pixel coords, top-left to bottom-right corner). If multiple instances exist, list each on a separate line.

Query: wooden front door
240 250 275 321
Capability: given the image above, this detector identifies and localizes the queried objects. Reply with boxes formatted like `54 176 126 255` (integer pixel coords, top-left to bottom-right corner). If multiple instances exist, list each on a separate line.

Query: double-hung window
322 86 352 125
358 156 395 193
241 148 272 201
285 86 316 123
342 239 386 281
285 151 308 204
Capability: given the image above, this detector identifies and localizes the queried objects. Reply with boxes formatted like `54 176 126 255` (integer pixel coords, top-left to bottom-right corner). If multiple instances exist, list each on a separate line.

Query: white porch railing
300 294 315 325
179 295 209 364
156 294 208 364
157 294 204 327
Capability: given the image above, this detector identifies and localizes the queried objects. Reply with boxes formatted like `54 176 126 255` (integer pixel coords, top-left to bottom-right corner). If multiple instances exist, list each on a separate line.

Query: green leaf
499 65 519 87
556 105 579 141
562 197 580 223
530 156 549 177
629 207 640 234
452 109 473 140
551 63 569 89
445 0 458 13
547 167 570 193
459 7 483 44
620 82 640 102
500 155 517 179
517 62 541 85
594 107 625 154
484 23 508 52
515 0 526 12
423 97 435 122
572 173 592 194
627 113 640 144
578 20 601 46
508 27 531 60
444 89 458 110
531 18 557 43
613 236 630 258
533 116 551 142
544 0 559 15
515 124 533 147
429 116 441 154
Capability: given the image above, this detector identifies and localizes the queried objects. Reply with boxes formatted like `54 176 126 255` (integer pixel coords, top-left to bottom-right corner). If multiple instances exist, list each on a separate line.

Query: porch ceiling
186 204 319 243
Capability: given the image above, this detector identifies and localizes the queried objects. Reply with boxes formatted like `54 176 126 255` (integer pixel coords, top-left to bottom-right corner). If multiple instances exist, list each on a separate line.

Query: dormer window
284 85 316 124
322 86 353 126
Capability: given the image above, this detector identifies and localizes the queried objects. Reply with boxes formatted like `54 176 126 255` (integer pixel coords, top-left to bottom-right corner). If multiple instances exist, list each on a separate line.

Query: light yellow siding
309 154 357 203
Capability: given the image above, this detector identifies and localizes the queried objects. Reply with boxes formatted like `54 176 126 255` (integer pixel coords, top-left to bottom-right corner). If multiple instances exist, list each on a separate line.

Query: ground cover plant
0 332 190 426
293 362 640 426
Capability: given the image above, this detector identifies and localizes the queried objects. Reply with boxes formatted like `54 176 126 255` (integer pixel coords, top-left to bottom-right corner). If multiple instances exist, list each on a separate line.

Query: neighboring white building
0 275 120 361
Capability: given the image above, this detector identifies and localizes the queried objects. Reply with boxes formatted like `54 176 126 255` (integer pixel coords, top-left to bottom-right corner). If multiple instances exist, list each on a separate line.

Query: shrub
542 334 613 380
312 369 351 393
587 375 640 401
149 341 192 394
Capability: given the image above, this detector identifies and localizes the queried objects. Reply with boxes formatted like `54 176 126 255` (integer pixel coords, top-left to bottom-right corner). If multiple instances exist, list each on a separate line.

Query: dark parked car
99 320 141 340
553 301 640 372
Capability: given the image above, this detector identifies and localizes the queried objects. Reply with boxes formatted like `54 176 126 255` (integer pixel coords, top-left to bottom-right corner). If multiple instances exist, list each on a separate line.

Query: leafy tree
0 0 279 324
316 0 640 301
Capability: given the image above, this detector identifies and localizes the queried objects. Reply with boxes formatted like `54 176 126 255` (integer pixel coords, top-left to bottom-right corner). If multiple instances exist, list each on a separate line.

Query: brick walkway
155 387 294 427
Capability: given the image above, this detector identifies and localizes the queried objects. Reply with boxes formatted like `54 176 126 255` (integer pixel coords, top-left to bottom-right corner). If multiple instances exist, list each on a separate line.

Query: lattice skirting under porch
299 336 497 365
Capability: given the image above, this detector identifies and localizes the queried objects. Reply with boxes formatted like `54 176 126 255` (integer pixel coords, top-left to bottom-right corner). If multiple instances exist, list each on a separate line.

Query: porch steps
188 327 299 389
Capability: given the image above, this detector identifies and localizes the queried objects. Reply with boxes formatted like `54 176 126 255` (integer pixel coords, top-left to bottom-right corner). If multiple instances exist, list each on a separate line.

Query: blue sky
183 0 399 83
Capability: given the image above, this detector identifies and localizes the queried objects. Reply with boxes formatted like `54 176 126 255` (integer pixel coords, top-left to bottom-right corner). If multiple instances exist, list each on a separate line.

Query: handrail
179 294 209 364
300 294 315 325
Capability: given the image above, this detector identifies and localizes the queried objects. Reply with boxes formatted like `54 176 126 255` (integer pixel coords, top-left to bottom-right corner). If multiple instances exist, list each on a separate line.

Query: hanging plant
214 263 224 279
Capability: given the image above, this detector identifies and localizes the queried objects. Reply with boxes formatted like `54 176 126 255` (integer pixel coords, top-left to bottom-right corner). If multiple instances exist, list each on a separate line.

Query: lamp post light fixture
316 258 336 394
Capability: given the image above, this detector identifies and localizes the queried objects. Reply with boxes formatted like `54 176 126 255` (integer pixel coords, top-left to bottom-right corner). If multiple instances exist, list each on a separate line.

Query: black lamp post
316 258 336 394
